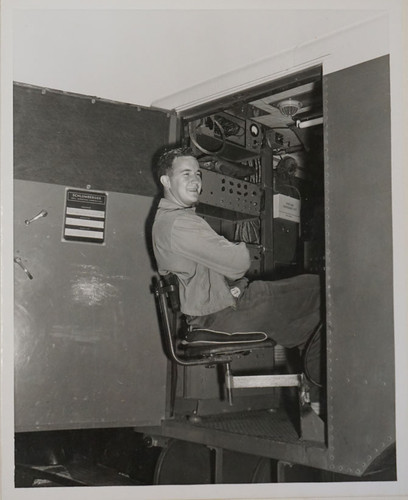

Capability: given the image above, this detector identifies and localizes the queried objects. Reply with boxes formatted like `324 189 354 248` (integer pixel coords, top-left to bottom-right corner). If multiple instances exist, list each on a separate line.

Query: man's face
161 156 202 207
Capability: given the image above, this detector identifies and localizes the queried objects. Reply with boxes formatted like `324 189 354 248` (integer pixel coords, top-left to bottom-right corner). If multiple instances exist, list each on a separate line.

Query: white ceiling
12 5 386 109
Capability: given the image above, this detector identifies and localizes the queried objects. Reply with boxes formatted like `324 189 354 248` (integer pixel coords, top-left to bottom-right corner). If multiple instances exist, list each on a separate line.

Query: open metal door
14 83 173 431
323 55 395 475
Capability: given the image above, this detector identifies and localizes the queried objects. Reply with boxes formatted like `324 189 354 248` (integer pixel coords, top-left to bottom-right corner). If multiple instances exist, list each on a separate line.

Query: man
152 146 323 400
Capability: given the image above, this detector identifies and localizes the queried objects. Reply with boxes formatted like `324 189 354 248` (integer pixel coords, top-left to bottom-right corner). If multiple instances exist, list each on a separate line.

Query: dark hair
156 146 195 179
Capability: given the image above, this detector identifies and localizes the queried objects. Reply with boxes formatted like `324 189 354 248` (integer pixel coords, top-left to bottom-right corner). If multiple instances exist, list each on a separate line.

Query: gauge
249 123 260 137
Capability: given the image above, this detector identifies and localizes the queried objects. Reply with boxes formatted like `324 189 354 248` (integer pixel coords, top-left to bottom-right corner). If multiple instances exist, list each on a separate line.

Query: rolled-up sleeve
171 216 250 280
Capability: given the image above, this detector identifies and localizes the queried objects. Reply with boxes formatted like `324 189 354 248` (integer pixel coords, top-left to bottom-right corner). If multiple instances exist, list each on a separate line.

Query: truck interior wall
13 84 170 431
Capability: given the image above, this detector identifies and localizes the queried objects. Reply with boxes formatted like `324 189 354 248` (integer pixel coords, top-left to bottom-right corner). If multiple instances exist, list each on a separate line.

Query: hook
14 257 33 280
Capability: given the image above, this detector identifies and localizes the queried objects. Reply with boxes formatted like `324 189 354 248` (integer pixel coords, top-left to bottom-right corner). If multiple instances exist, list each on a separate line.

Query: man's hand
228 277 249 299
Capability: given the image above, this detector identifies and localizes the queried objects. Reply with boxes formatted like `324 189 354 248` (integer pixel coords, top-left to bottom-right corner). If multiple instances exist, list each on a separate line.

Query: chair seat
182 328 269 345
179 328 275 359
180 338 275 359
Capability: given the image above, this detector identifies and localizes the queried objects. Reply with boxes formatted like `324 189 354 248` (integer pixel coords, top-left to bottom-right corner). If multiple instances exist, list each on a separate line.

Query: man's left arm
171 215 251 280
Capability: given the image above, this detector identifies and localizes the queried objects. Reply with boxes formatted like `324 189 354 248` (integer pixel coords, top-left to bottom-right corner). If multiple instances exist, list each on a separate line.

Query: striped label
63 189 107 243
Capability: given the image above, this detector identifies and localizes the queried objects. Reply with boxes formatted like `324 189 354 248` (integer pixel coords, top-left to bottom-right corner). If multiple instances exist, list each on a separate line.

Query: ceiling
11 5 386 110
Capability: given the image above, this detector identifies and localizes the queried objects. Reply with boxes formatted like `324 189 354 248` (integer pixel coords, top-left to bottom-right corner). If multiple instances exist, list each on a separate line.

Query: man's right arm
171 215 251 280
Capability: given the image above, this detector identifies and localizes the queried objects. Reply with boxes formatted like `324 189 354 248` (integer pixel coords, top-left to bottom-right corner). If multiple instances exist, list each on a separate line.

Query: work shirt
152 198 251 316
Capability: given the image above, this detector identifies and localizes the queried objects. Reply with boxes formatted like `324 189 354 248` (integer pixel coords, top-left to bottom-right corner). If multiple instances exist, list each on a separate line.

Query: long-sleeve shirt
152 198 251 316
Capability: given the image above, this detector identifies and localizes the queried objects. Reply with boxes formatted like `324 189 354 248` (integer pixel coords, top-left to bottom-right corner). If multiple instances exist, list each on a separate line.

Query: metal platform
189 409 300 443
160 408 329 471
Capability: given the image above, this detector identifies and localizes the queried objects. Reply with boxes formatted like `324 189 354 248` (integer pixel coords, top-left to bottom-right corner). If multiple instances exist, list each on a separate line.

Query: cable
302 322 324 388
280 183 301 200
188 119 226 155
214 114 245 138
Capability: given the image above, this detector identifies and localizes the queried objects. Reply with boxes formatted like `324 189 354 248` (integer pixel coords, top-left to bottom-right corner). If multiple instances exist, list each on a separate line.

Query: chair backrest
155 274 199 366
155 274 179 355
161 273 181 314
154 274 235 367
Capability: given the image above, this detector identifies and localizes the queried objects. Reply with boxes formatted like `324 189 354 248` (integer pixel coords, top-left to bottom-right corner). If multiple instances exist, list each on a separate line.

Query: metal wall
324 55 395 475
13 83 172 431
13 83 170 196
14 181 167 431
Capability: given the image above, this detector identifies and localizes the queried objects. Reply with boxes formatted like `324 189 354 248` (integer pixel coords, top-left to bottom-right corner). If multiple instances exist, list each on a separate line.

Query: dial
249 123 260 137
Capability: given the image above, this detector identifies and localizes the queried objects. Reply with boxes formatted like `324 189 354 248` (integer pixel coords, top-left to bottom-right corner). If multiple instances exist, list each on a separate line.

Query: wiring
214 114 245 138
302 322 324 388
280 183 301 200
188 119 226 155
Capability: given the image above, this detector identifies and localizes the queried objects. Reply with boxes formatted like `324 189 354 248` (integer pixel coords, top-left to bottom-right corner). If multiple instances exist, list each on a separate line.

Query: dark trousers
187 274 323 400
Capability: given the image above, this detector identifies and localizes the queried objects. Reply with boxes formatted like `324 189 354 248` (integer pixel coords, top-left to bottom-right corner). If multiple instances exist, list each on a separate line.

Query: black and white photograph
1 1 407 499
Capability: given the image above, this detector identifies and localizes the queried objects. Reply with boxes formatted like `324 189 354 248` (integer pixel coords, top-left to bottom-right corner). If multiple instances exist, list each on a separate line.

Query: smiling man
152 146 323 407
152 146 251 318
